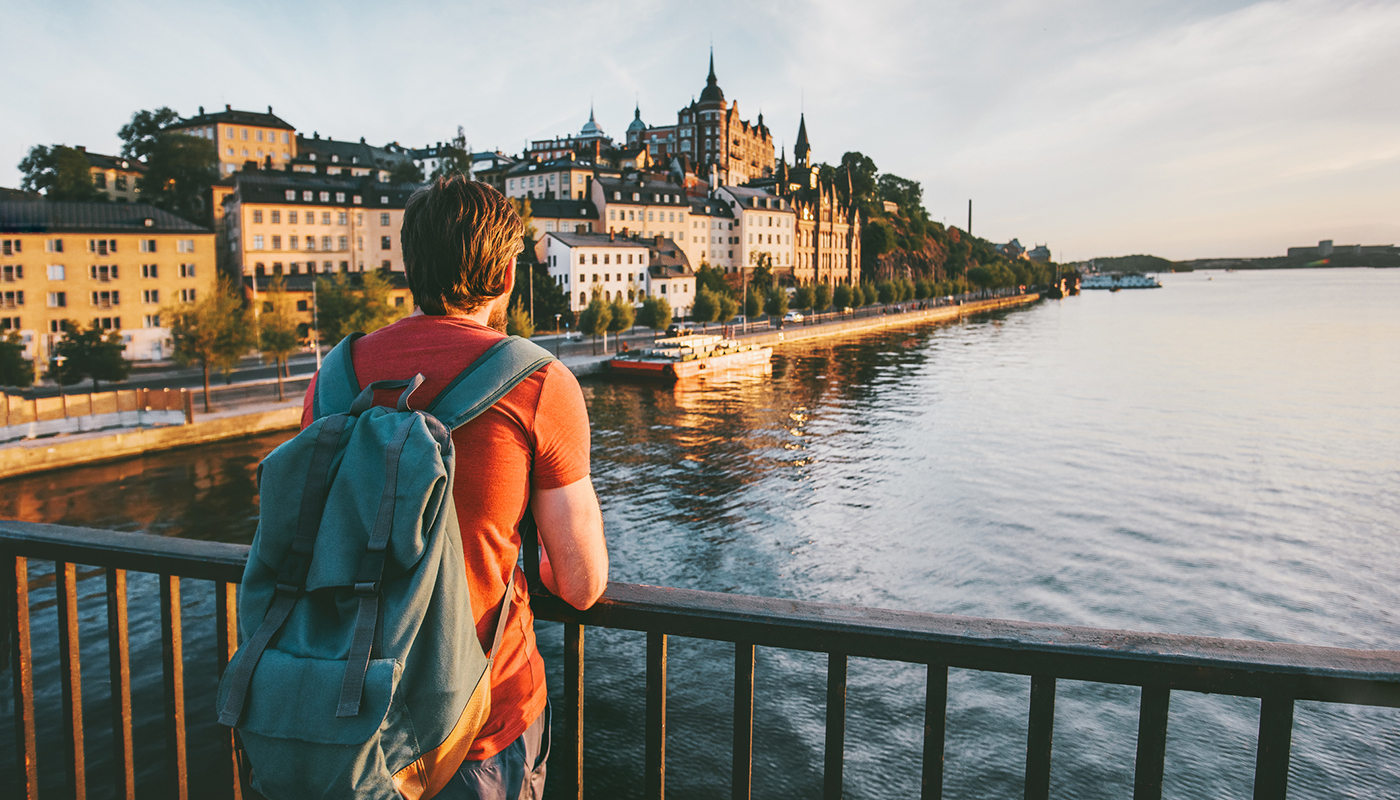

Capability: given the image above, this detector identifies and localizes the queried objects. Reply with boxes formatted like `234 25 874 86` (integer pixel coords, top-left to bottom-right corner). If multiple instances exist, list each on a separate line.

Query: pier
4 520 1398 799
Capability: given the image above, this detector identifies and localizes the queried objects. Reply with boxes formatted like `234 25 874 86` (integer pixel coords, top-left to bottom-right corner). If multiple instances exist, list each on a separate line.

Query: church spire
794 113 811 169
708 47 716 82
699 47 724 103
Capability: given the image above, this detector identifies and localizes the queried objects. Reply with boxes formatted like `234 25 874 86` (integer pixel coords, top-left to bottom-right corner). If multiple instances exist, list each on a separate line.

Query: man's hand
531 475 607 610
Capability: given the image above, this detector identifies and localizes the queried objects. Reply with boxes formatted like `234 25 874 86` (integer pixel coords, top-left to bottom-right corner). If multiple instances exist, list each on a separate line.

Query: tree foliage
793 285 815 311
430 126 473 179
257 276 301 401
0 331 34 387
139 133 219 224
877 174 923 213
18 145 103 200
577 289 612 353
506 298 535 338
166 280 255 411
52 321 132 390
118 107 182 161
690 286 720 328
832 284 852 310
607 295 635 333
764 287 789 318
813 283 833 312
389 160 425 184
638 296 672 329
314 271 406 346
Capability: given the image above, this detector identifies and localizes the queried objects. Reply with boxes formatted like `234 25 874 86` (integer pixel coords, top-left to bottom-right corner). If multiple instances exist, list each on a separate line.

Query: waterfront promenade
0 292 1037 479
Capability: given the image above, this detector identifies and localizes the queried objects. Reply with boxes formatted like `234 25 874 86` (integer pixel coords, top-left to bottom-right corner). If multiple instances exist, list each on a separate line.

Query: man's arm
531 475 607 610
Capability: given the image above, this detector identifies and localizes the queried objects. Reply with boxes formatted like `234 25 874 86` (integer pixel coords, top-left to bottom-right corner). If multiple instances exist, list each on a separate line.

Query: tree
877 173 924 212
139 133 219 224
839 152 879 210
832 284 852 310
717 292 739 325
18 145 103 200
431 126 472 179
793 285 815 311
764 286 789 319
607 295 635 339
638 296 671 330
813 282 832 312
257 276 301 401
690 286 720 331
744 289 761 319
118 107 182 160
314 271 406 346
0 331 34 387
167 280 255 411
878 281 895 304
389 160 425 184
506 298 535 338
52 321 132 391
966 265 996 289
863 219 896 260
693 264 730 297
577 290 612 354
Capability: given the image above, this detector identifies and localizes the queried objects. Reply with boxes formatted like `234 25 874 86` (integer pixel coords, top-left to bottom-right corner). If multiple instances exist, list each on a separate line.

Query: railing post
646 631 667 800
824 653 847 800
107 568 136 800
922 665 948 800
6 555 39 799
161 574 189 800
57 561 87 800
216 581 244 800
1253 697 1294 800
1024 676 1056 800
733 642 755 800
564 623 584 800
1133 686 1170 800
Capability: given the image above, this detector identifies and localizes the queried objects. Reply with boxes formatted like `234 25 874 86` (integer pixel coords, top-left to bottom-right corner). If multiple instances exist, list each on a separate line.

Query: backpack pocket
229 650 402 745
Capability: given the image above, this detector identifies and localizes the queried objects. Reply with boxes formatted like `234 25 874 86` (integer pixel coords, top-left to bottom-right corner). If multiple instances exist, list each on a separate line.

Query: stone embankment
0 293 1037 478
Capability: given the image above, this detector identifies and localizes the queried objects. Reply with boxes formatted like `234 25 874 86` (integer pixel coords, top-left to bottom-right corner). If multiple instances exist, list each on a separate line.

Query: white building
715 186 796 278
541 231 695 320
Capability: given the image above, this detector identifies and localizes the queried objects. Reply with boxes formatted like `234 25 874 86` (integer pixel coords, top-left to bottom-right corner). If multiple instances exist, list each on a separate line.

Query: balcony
2 520 1398 800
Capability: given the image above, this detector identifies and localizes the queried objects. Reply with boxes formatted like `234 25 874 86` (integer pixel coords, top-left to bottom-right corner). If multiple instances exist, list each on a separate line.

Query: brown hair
401 176 523 315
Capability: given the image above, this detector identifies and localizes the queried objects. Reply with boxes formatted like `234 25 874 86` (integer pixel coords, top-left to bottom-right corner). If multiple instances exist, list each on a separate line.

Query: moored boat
609 334 773 380
1081 273 1162 289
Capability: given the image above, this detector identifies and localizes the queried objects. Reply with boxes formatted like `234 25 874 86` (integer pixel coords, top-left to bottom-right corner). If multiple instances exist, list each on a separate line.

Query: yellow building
222 172 416 280
0 201 216 364
167 105 297 176
78 148 146 203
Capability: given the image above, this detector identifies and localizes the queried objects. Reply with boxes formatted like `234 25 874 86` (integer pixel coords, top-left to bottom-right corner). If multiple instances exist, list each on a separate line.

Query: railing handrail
4 520 1398 704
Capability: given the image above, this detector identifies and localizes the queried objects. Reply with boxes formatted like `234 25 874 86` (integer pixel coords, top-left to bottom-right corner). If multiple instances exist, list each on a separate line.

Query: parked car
783 312 804 323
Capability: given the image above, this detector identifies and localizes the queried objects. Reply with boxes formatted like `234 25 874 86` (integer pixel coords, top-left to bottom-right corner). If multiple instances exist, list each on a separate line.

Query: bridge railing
3 520 1398 800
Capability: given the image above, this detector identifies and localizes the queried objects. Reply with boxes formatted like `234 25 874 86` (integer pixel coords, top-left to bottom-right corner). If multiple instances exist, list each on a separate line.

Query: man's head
402 176 523 319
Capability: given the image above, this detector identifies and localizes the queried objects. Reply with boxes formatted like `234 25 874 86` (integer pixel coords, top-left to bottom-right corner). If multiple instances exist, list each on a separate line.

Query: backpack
216 332 556 800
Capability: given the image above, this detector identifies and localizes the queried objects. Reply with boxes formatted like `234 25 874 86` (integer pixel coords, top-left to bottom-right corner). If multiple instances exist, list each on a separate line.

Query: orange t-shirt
300 315 590 761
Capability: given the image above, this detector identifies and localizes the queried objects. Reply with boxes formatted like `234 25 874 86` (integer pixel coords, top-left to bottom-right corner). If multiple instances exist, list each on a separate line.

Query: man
300 176 608 800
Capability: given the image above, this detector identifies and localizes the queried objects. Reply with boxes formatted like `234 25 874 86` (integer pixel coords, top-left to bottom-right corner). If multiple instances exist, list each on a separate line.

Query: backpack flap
226 651 402 744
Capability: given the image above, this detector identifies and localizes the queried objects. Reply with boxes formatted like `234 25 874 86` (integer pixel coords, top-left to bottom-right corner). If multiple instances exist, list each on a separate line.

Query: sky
4 0 1398 262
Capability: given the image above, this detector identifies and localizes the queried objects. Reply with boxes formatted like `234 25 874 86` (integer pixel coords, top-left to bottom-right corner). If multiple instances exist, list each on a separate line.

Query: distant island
1072 241 1399 272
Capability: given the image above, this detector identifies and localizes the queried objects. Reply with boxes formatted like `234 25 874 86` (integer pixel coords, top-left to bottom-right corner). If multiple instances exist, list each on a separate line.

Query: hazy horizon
4 0 1397 262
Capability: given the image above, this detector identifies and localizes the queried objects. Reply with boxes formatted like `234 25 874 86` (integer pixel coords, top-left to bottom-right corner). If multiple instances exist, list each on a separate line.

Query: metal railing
3 520 1399 800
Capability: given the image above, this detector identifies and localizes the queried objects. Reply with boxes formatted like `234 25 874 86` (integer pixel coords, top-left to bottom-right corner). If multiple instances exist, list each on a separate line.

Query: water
2 268 1398 798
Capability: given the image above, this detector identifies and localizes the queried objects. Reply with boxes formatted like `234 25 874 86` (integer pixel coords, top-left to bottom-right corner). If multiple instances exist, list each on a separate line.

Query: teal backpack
217 333 555 800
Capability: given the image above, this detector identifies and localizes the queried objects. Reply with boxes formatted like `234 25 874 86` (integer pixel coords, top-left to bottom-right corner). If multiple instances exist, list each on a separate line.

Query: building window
290 235 299 249
90 265 117 281
177 239 195 253
379 213 390 226
141 264 157 278
380 196 389 204
338 236 348 251
89 290 118 308
303 191 313 201
337 211 347 225
380 236 391 250
271 210 281 224
272 236 281 250
180 263 195 278
319 192 330 203
288 211 298 225
143 289 159 304
1 265 21 281
381 260 391 270
139 239 157 252
285 189 296 201
143 314 161 328
353 195 362 205
47 264 65 281
306 237 316 251
48 292 65 308
253 235 264 250
45 239 63 253
180 288 196 302
320 236 330 251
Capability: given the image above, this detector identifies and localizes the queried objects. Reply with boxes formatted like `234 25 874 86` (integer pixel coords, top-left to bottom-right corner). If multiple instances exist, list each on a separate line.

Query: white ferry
1081 273 1162 290
609 334 772 380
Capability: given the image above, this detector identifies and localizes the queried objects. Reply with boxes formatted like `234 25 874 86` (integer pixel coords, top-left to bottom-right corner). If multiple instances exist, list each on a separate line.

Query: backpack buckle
353 581 379 597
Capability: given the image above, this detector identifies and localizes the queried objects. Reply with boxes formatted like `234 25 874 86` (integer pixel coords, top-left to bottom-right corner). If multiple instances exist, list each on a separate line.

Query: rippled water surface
3 268 1399 799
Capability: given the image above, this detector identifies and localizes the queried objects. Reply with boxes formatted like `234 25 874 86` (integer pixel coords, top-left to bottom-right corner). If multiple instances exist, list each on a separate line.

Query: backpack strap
425 336 556 431
311 332 365 419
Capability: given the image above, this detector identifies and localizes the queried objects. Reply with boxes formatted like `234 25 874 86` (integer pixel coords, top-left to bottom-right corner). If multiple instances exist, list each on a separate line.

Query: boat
609 334 772 380
1080 273 1162 290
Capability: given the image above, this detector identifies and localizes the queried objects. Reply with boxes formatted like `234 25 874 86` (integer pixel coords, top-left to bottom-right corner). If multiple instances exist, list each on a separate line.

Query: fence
1 389 192 443
3 520 1398 800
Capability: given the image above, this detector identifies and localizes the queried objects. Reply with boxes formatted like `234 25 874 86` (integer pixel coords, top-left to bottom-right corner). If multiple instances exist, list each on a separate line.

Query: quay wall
0 404 301 480
745 293 1040 350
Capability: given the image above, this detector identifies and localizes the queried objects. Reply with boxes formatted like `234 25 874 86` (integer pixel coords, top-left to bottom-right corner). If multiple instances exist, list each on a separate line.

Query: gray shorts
435 702 550 800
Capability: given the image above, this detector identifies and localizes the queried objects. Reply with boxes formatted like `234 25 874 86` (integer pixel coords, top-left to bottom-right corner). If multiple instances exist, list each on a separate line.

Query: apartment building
222 172 416 279
504 156 604 201
0 201 215 363
685 196 738 272
716 186 797 277
167 105 297 176
592 176 697 265
79 148 146 203
542 231 694 319
525 198 599 237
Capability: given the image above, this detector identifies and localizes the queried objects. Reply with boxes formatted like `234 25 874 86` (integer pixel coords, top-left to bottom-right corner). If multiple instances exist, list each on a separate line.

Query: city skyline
5 0 1398 262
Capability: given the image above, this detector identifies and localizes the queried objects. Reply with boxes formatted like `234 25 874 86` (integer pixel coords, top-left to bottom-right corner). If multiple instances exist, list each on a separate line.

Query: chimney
360 136 366 144
609 231 615 242
654 234 662 247
198 105 204 115
226 104 232 111
268 105 273 114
